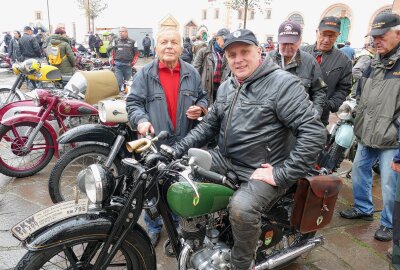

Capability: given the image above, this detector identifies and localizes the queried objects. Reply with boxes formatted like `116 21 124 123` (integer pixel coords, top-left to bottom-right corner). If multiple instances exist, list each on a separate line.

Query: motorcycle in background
13 131 343 269
0 88 98 178
48 99 136 203
317 97 356 173
0 59 68 108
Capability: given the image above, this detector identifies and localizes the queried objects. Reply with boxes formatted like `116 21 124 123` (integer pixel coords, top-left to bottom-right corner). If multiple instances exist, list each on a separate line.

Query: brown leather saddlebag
290 175 343 233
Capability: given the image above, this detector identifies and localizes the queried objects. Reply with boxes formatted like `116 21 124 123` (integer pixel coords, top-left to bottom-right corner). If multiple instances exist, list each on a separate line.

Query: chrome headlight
336 103 353 120
84 164 114 204
26 90 40 106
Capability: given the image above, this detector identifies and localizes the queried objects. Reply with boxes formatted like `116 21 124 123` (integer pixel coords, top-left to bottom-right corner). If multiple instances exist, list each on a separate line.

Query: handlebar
193 165 238 190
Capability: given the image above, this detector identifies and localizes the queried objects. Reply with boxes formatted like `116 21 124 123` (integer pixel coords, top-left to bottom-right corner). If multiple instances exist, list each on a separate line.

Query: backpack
47 44 65 65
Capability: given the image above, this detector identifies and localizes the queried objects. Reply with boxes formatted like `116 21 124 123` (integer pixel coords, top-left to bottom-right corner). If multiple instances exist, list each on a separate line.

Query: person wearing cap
193 28 231 104
126 28 208 247
19 26 42 61
42 23 70 50
302 16 352 126
142 33 152 58
340 41 355 61
340 13 400 243
269 20 327 116
45 27 76 75
173 29 326 270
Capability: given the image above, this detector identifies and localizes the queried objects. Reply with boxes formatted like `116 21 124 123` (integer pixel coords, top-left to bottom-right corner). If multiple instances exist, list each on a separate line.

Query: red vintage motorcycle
0 88 98 178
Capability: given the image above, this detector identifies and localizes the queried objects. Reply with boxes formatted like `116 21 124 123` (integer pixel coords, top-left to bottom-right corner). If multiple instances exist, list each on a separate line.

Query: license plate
11 199 88 241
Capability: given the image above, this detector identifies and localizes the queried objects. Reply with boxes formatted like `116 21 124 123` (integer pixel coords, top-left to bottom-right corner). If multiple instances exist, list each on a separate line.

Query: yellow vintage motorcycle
0 59 69 108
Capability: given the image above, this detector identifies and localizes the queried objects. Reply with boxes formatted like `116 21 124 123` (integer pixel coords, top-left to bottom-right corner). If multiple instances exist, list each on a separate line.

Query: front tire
49 144 122 203
15 232 154 269
0 122 55 177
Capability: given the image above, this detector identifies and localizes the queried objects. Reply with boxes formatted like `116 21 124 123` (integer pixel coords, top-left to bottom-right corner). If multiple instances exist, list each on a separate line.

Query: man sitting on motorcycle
173 29 326 270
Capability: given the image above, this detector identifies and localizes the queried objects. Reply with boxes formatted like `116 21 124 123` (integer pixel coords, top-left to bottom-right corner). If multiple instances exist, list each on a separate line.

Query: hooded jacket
354 45 400 149
193 40 230 104
174 60 326 188
47 34 76 75
302 44 352 125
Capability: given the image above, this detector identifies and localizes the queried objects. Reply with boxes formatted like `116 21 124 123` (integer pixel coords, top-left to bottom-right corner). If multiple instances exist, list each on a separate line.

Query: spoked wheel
49 145 122 203
15 237 148 269
0 87 21 108
0 122 55 177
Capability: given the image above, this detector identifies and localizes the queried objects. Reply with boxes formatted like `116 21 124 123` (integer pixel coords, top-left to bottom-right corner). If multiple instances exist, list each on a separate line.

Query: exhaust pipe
178 243 192 270
254 236 324 270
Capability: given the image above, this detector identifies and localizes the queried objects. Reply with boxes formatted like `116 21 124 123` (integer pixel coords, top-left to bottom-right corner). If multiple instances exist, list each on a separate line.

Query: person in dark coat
302 16 352 126
8 31 22 63
19 26 42 60
88 32 96 52
94 34 102 57
3 32 12 53
180 37 193 63
142 33 151 58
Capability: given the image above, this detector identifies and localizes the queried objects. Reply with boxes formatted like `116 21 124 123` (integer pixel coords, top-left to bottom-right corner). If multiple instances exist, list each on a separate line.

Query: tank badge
63 104 71 113
193 196 199 206
264 230 273 246
316 215 323 226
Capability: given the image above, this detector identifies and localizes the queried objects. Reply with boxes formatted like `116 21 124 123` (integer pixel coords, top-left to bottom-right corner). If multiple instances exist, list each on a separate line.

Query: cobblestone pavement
0 61 396 270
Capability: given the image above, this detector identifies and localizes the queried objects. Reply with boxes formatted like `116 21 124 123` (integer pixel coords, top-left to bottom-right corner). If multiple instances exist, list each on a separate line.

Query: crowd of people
0 12 399 269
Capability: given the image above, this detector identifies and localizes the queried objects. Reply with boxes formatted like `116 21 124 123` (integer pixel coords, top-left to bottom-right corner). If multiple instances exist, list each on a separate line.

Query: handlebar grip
194 165 225 183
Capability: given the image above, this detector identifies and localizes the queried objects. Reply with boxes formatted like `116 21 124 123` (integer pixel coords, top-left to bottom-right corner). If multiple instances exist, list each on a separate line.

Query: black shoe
374 225 393 241
339 208 374 221
148 232 160 247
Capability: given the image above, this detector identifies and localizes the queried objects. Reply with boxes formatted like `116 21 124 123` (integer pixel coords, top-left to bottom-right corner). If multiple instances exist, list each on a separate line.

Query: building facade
199 0 397 48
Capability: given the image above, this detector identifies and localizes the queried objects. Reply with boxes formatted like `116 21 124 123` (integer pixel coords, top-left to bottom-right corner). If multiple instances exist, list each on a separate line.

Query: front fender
23 213 154 257
0 100 35 121
58 123 118 144
1 114 60 157
334 123 355 149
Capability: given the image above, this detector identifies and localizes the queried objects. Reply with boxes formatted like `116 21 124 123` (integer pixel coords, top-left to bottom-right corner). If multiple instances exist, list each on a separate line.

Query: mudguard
334 123 354 149
58 123 118 144
0 100 35 121
1 114 60 157
23 212 155 266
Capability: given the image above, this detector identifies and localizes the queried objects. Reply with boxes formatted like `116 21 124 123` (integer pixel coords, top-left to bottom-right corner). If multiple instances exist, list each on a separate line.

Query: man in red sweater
126 28 208 246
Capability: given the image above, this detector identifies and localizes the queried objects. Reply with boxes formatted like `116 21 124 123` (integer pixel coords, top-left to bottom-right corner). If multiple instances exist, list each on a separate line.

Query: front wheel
0 87 21 108
0 122 55 177
15 234 153 269
49 145 122 203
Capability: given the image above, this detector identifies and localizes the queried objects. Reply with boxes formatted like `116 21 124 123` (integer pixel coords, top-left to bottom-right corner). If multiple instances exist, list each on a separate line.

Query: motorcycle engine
190 242 231 270
180 215 207 249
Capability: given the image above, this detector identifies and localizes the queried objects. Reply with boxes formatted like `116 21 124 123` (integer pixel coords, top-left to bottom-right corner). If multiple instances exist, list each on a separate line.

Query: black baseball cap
367 13 400 36
278 20 302 44
223 29 258 50
318 16 341 33
216 28 229 38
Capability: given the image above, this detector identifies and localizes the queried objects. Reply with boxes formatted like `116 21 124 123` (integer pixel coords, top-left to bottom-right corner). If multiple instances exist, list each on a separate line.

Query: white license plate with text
11 199 88 241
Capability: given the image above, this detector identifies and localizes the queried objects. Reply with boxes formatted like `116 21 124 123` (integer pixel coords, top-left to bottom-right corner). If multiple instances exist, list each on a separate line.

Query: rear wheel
0 88 21 108
48 144 122 203
326 142 346 172
15 233 153 270
0 122 55 177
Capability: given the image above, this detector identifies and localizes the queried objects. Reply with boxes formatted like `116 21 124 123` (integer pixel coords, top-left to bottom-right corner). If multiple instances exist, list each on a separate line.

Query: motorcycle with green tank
12 132 343 270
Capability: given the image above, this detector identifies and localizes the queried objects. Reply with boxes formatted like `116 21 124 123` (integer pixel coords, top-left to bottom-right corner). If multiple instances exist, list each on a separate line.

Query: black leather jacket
174 60 326 188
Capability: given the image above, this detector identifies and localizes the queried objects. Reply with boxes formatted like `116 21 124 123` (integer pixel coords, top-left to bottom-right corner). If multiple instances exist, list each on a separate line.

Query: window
288 13 304 26
249 9 255 20
202 10 207 20
215 9 219 19
35 11 42 20
265 9 272 19
238 9 243 20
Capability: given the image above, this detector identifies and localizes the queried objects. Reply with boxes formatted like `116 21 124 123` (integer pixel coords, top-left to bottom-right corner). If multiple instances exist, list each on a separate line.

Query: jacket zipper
265 143 271 163
223 84 243 157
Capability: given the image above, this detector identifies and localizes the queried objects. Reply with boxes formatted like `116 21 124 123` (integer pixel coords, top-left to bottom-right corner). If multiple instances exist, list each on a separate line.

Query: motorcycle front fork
21 121 45 152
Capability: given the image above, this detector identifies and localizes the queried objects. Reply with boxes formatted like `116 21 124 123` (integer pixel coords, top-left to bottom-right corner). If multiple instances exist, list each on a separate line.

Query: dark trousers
143 46 150 57
209 149 286 269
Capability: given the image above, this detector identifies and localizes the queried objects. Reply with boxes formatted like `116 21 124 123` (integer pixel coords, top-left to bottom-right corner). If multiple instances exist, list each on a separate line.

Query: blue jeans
144 210 180 234
352 143 398 228
393 173 400 269
114 62 132 90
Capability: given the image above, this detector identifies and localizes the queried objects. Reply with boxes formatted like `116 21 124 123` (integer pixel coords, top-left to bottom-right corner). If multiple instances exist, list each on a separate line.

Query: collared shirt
158 61 181 130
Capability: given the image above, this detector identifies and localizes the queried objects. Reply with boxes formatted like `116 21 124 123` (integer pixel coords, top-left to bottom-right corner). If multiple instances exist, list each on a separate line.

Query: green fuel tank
167 182 235 218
